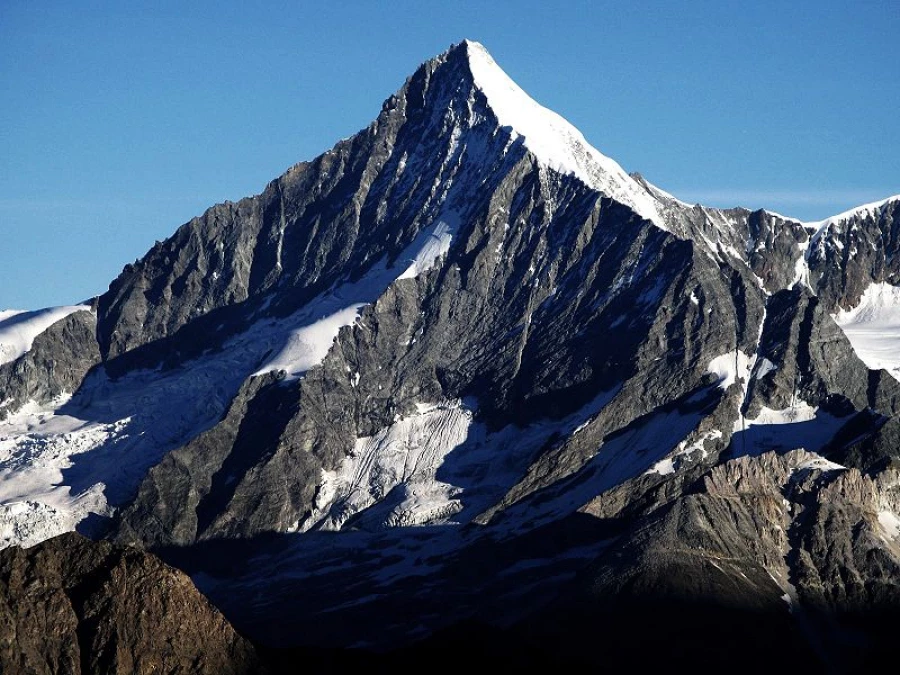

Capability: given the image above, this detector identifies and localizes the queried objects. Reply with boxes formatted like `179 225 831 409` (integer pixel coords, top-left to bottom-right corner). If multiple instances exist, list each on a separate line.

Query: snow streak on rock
0 306 91 366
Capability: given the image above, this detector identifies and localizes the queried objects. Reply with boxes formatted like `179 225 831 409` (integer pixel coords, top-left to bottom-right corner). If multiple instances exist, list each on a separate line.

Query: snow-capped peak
458 40 669 231
807 194 900 233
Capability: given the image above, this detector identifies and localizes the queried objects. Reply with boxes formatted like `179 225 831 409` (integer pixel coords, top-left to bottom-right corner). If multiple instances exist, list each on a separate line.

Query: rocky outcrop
808 198 900 310
0 309 99 419
97 43 528 362
0 533 262 674
554 450 900 669
744 286 900 418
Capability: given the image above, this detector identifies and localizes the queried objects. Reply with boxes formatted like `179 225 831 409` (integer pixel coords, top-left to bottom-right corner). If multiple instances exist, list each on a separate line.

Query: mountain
2 39 900 670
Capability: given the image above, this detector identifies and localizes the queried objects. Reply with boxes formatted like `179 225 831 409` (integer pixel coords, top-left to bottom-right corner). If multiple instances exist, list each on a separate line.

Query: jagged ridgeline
2 40 900 671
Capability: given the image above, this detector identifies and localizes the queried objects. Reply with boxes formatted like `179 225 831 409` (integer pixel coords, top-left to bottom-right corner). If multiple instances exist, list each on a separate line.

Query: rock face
2 39 900 665
0 533 262 674
808 199 900 310
556 450 900 670
0 308 100 419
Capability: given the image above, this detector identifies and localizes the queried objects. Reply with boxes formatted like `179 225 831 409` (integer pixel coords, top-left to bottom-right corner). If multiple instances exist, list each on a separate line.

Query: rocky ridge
0 533 261 674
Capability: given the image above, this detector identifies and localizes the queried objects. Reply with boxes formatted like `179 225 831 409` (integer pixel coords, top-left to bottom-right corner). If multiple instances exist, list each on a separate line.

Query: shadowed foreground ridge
0 534 261 675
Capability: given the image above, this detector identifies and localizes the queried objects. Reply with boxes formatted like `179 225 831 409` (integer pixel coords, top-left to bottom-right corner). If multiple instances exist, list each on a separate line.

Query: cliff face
0 533 262 675
0 308 100 419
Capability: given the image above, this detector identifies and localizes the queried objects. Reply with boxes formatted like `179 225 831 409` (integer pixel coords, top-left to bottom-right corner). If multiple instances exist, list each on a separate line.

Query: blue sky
2 1 898 309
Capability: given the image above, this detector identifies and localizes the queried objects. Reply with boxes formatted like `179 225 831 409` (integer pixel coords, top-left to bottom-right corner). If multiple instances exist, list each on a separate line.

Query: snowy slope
300 395 588 533
0 305 92 366
832 282 900 381
254 215 458 381
806 194 900 234
464 41 668 231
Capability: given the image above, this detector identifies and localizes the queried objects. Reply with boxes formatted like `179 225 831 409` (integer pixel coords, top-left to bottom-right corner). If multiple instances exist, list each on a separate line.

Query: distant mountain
2 40 900 671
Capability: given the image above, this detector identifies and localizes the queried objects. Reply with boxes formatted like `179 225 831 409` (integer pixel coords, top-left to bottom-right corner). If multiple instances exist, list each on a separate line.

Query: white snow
396 219 455 280
792 237 813 292
304 387 620 533
792 455 845 473
805 195 900 267
681 430 723 459
464 41 668 231
763 209 804 224
647 458 675 476
0 398 115 547
806 195 900 232
877 510 900 540
0 305 92 366
706 350 755 390
732 396 847 458
754 357 778 380
304 401 474 531
645 429 722 476
832 282 900 382
255 305 366 381
744 401 819 428
0 249 468 550
501 404 704 535
0 497 107 549
254 215 458 381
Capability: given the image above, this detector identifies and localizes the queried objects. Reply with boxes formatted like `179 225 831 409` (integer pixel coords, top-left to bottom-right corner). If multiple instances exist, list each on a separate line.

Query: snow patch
706 351 755 390
305 387 619 533
877 510 900 540
731 397 846 458
792 237 813 293
254 305 366 382
645 429 722 476
647 457 675 476
0 310 25 322
832 282 900 382
304 402 474 530
0 398 120 547
792 455 845 473
806 195 900 232
744 401 819 428
0 282 356 550
754 357 778 380
396 218 456 280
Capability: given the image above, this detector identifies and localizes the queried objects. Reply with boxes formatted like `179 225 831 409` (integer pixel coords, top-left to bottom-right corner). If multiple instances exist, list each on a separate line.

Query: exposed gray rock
102 47 900 649
97 43 529 362
0 308 100 419
808 199 900 310
744 286 900 419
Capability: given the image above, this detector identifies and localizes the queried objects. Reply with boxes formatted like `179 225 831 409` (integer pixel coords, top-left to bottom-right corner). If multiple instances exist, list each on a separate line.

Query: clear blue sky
2 1 898 309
